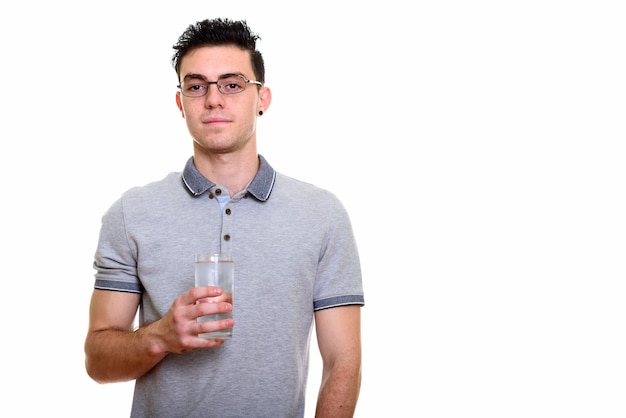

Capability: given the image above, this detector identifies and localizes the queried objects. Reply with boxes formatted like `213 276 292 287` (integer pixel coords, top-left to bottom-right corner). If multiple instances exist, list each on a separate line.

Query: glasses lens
218 75 246 95
181 79 208 97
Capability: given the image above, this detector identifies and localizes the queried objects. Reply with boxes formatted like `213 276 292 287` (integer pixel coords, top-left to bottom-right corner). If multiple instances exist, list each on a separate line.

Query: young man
84 18 364 417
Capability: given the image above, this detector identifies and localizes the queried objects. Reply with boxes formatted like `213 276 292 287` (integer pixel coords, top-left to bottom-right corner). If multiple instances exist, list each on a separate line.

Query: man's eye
219 79 244 93
188 83 206 92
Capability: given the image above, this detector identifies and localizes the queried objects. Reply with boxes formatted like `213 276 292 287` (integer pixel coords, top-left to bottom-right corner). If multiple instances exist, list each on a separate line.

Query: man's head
172 18 271 159
172 18 265 85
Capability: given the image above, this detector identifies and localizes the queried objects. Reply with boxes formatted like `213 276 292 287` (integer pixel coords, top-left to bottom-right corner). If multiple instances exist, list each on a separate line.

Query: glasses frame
177 73 263 97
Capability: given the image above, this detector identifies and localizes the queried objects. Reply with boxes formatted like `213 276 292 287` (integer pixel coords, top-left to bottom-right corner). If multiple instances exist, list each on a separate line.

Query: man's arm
84 287 232 383
314 305 362 418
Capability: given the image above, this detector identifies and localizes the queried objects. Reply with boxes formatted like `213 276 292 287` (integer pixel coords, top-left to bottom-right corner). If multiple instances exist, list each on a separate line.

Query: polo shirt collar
182 154 276 201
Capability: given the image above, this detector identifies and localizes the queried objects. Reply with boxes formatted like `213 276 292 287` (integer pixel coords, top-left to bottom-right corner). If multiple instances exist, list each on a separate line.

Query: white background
1 1 624 417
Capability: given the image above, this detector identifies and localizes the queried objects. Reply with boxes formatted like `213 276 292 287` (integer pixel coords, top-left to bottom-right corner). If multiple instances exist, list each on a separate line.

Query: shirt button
223 234 231 241
225 208 231 215
215 189 222 196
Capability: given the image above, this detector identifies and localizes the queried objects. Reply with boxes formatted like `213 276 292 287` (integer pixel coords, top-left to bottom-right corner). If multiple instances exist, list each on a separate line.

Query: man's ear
175 91 185 117
257 86 272 115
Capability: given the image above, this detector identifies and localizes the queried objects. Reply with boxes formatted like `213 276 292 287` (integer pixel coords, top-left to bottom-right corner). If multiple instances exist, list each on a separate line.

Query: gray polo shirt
93 154 364 417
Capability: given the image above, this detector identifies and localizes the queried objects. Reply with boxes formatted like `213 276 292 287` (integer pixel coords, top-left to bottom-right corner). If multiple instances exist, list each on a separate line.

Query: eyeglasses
177 74 262 97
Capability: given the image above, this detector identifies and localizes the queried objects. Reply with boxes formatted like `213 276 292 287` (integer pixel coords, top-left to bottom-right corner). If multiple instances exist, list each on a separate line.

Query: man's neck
193 150 259 197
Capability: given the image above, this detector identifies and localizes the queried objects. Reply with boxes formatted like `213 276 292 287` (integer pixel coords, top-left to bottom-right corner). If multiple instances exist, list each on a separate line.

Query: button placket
222 202 233 247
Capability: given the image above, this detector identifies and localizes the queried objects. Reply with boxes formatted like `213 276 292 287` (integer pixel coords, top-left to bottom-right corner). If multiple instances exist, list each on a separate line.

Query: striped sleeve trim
94 279 143 294
313 295 365 311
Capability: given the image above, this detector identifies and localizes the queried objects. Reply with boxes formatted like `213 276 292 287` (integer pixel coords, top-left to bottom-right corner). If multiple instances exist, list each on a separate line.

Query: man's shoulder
121 171 183 199
272 172 348 217
274 172 335 199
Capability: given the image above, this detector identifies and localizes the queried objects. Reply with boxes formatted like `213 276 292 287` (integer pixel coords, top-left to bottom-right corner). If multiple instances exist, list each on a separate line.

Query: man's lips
203 117 231 124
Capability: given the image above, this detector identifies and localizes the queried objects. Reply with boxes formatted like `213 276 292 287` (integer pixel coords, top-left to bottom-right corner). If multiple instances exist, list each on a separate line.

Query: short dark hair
171 18 265 84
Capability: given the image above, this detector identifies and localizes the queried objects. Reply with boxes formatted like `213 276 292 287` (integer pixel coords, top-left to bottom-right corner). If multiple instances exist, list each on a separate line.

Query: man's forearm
84 326 168 383
315 365 361 418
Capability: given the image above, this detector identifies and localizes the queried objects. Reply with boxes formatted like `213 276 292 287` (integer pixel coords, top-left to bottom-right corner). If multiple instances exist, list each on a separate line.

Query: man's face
176 45 266 155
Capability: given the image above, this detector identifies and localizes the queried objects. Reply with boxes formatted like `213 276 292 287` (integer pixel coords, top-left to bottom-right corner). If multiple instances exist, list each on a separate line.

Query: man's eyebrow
182 73 209 82
182 72 244 81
